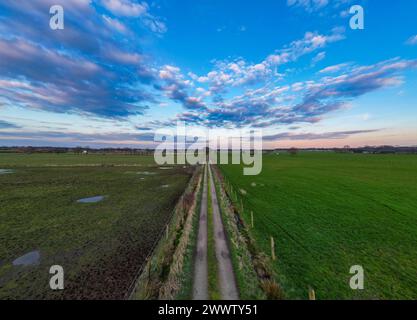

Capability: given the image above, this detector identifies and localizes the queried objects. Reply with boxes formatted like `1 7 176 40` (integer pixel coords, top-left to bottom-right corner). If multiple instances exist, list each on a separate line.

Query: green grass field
220 152 417 300
0 153 193 299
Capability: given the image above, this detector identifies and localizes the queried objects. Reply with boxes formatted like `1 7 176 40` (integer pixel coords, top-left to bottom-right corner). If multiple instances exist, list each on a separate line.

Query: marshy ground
0 153 194 299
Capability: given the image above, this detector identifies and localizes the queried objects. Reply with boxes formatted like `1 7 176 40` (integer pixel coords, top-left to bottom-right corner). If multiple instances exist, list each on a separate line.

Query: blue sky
0 0 416 148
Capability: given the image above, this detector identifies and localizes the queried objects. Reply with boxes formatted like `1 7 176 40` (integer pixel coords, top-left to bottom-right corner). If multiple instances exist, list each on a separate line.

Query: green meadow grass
220 152 417 300
0 153 192 299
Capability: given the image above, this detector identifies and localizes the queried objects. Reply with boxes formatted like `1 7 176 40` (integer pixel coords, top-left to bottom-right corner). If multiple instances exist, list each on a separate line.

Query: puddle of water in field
13 250 40 266
136 171 156 175
0 169 14 175
159 167 173 170
77 196 105 203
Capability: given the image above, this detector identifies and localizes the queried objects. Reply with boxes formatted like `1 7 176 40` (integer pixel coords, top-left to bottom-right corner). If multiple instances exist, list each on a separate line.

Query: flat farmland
220 152 417 299
0 153 193 299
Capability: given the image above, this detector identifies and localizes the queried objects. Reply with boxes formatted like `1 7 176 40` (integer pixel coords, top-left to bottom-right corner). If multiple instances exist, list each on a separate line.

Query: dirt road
192 165 208 300
193 164 238 300
208 164 239 300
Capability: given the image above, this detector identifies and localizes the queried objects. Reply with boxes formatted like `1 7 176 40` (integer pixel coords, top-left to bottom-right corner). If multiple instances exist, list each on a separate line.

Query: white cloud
291 82 305 92
287 0 358 17
182 29 345 97
142 17 167 34
319 63 349 73
159 65 182 80
149 56 417 130
101 0 148 17
102 15 128 33
406 35 417 45
359 113 371 121
104 47 142 64
312 51 326 65
101 0 166 34
287 0 329 12
267 29 345 67
197 76 209 83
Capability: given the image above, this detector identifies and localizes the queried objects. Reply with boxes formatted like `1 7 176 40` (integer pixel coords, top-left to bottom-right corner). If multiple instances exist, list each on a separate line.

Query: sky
0 0 416 148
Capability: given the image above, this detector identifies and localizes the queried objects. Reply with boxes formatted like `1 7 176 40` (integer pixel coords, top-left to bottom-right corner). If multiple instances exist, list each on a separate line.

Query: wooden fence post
271 236 276 261
147 259 152 284
251 211 254 228
308 288 316 300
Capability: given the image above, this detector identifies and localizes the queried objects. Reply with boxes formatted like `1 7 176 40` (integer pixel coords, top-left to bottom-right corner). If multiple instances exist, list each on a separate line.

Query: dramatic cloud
306 59 416 101
0 0 415 147
101 0 167 34
187 29 345 98
157 65 207 111
0 0 163 118
263 129 381 141
289 58 417 124
164 57 417 129
0 2 348 129
0 38 153 117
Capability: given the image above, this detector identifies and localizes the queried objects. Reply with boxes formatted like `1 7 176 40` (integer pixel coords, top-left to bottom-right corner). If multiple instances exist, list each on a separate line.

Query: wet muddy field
0 153 194 299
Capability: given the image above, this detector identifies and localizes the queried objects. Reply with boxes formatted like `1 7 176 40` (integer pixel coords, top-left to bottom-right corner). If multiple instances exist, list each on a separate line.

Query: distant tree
338 145 351 153
288 147 298 156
